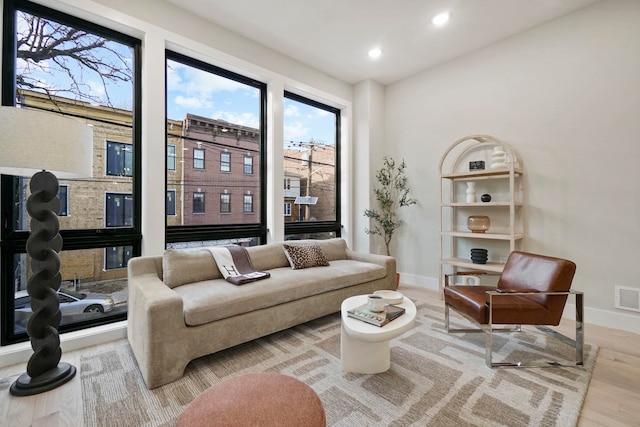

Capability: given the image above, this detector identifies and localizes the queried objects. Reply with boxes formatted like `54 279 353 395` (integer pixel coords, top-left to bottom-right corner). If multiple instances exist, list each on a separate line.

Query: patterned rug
81 297 596 427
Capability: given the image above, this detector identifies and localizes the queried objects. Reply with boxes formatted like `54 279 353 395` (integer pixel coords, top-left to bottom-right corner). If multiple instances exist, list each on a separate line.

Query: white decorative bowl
373 290 404 305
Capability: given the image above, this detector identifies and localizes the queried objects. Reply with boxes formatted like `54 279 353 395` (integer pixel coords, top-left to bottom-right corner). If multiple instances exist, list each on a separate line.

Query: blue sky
16 7 336 149
167 59 336 147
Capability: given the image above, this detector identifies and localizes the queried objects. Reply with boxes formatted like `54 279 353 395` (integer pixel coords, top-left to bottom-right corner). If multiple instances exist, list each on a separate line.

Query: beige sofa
127 238 396 389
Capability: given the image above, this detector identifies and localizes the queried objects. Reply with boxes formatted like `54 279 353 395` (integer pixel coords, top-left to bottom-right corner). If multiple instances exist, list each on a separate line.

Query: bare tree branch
15 12 132 108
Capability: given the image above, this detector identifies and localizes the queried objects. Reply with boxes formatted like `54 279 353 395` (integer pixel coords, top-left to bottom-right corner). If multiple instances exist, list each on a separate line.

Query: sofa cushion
283 243 330 269
174 259 386 326
162 249 221 289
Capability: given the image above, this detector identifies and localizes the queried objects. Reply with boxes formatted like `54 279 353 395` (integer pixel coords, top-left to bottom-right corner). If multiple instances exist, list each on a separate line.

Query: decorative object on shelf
462 275 480 285
0 107 93 396
470 248 488 264
467 215 490 233
490 146 508 170
469 160 485 171
466 182 477 203
481 193 492 202
364 156 417 258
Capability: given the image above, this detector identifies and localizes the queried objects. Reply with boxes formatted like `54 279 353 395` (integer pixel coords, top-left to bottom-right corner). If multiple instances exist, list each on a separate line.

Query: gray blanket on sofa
208 245 271 285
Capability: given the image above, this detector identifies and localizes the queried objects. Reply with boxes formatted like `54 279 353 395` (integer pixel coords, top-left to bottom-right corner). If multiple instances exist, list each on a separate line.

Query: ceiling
165 0 600 85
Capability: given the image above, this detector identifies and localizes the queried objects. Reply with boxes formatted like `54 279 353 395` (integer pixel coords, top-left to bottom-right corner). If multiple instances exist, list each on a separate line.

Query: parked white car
15 289 115 317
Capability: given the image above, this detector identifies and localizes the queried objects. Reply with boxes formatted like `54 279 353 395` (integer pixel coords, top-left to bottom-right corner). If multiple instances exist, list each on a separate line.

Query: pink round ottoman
177 372 325 427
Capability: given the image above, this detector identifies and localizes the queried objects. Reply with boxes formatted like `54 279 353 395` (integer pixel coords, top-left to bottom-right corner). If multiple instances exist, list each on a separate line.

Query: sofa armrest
127 256 185 387
346 250 396 277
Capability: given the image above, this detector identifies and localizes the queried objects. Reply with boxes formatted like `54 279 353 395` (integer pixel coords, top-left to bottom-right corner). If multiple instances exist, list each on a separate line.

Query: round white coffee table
340 294 417 374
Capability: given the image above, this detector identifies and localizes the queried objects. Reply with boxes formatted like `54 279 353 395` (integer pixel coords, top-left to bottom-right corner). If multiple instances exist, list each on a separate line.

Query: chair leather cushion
444 285 558 325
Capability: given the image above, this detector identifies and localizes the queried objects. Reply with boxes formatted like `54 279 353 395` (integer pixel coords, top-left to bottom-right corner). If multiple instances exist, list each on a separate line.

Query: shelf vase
466 182 476 203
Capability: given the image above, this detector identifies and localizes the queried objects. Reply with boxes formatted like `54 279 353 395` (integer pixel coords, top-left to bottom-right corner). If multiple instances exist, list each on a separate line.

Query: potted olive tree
364 156 417 277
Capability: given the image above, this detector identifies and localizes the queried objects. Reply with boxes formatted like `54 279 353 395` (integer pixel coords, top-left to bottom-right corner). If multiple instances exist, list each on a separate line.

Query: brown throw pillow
282 242 330 270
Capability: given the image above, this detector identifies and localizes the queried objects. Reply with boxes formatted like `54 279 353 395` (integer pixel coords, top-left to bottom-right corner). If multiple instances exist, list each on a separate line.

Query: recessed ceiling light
368 47 382 59
432 11 450 27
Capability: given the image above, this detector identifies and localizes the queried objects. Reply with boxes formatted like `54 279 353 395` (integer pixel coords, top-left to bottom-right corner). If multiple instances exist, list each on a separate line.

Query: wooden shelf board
442 169 522 180
441 231 524 240
441 202 523 207
442 258 505 273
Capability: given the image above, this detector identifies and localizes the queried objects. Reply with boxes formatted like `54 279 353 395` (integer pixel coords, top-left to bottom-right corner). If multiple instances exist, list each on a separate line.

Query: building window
105 246 133 270
167 144 176 171
166 50 266 247
194 148 205 169
106 193 133 227
106 141 133 177
193 192 205 214
167 190 176 216
284 202 292 216
244 194 253 213
220 193 231 213
1 0 141 345
283 92 340 238
58 185 69 216
220 152 231 172
244 155 253 174
284 178 291 190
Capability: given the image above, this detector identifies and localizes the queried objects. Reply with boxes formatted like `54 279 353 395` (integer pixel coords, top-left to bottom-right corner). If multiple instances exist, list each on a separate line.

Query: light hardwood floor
0 286 638 427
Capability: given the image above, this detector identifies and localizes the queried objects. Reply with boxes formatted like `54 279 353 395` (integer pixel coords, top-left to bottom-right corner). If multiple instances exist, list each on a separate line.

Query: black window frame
165 50 267 247
1 0 142 345
283 91 342 238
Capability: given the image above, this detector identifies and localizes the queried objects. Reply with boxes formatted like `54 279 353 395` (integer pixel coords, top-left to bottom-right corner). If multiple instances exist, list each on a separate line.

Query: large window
1 1 141 345
165 51 266 243
283 92 340 240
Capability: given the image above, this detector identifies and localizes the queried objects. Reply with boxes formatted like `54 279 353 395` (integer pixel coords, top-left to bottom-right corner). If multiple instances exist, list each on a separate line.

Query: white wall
385 0 640 333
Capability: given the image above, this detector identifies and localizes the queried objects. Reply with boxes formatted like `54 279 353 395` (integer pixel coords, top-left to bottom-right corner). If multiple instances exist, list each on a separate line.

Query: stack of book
347 304 405 327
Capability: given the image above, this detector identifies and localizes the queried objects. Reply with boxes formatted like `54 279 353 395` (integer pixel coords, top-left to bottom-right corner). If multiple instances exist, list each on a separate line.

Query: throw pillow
282 242 330 270
162 249 220 288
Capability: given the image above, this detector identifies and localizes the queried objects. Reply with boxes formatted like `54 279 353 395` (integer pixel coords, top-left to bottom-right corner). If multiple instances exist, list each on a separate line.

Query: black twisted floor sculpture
10 171 76 396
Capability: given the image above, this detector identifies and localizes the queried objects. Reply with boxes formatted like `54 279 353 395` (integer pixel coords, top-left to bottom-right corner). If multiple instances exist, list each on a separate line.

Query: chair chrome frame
445 290 584 368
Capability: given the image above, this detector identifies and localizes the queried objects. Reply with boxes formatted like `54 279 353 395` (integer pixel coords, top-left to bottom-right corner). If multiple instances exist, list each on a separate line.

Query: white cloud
213 110 259 129
175 95 213 110
284 104 300 117
284 121 308 142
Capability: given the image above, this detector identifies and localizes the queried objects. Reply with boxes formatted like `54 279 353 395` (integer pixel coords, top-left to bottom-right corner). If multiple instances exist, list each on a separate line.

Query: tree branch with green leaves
364 156 417 256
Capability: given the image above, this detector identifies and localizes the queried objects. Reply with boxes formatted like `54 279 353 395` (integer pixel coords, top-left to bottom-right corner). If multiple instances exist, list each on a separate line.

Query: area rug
81 298 596 427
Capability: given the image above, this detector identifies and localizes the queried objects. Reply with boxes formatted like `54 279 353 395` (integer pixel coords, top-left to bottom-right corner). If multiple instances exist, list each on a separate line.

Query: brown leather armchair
443 251 583 367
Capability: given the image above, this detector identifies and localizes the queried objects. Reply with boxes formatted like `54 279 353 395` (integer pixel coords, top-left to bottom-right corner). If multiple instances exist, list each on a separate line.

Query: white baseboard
0 321 127 369
398 271 439 291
